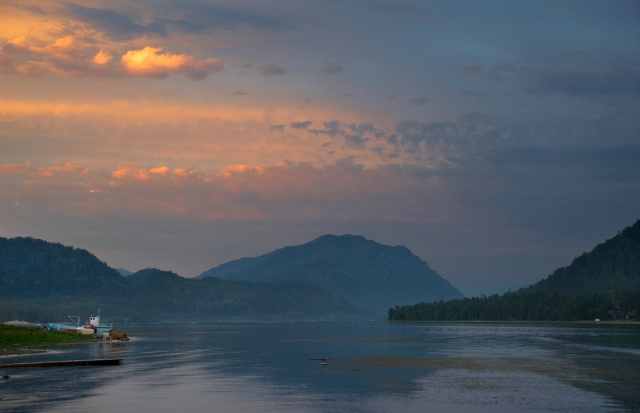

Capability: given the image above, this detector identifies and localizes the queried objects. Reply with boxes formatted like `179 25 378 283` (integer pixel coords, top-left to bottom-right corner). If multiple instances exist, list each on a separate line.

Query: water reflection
1 321 637 412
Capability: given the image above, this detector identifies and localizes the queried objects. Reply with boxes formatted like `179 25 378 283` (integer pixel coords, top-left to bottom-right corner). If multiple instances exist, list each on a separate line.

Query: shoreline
386 319 639 324
0 334 105 359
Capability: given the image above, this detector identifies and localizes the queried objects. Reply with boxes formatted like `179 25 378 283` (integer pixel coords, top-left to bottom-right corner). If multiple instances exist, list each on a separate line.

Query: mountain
527 219 640 294
198 234 464 315
116 268 134 276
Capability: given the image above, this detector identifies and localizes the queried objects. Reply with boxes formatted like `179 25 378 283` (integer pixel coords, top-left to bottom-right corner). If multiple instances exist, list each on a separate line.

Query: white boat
87 311 113 334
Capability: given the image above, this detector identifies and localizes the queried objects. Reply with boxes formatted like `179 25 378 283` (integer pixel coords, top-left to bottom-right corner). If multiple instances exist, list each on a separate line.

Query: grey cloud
169 4 297 33
261 60 286 76
234 91 248 96
61 2 168 39
270 124 285 132
408 97 429 106
348 123 386 139
320 60 344 74
308 122 388 149
60 2 296 40
7 2 48 15
328 0 432 21
1 43 32 55
391 110 640 170
344 135 367 149
485 146 640 178
460 90 484 98
360 0 432 20
309 120 343 137
291 121 313 129
530 66 640 97
454 60 640 97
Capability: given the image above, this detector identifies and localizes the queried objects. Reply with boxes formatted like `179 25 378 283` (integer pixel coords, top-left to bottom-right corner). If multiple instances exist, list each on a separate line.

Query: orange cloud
121 46 223 80
93 49 113 65
1 38 223 80
0 163 31 175
111 167 149 180
36 36 76 54
150 166 170 175
172 168 190 178
219 164 266 178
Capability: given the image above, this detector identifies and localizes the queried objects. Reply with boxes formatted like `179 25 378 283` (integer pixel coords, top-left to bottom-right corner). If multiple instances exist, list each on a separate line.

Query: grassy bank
0 324 86 349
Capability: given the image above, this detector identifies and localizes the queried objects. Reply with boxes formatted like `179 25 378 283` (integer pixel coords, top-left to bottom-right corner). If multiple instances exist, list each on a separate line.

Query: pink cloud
1 160 443 222
0 162 89 177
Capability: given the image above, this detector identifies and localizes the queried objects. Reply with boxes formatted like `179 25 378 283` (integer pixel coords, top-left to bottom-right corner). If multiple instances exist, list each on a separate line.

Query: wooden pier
0 358 123 368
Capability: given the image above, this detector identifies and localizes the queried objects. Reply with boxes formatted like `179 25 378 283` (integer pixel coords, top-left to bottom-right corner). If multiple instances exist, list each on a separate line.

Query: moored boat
43 311 113 335
44 316 81 332
88 311 113 334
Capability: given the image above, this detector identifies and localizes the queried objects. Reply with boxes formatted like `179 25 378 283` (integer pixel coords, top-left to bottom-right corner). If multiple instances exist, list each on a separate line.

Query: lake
1 321 639 412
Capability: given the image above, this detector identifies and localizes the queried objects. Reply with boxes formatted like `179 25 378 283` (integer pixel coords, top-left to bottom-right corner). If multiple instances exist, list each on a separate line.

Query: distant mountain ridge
198 234 464 315
116 268 134 277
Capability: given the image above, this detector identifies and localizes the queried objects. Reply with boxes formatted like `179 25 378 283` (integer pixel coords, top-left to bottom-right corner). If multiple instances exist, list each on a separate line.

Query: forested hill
0 237 128 298
389 220 640 322
527 219 640 294
198 234 464 315
0 237 361 321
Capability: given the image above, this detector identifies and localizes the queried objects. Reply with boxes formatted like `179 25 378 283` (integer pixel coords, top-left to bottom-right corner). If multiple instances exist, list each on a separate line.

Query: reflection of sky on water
1 321 636 412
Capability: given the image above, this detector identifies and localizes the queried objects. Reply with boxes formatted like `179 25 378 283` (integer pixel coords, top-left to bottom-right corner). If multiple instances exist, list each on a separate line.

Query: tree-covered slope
527 219 640 294
198 234 464 315
0 237 130 298
388 220 640 321
132 269 359 318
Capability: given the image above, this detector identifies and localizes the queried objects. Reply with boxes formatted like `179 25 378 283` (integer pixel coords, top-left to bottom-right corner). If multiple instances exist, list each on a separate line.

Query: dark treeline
0 269 360 322
388 289 640 321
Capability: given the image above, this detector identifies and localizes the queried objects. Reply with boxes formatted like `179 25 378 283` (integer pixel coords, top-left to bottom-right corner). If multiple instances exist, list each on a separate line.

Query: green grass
0 324 86 346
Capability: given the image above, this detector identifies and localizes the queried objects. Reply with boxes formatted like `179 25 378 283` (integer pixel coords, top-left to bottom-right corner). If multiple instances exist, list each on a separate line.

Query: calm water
1 321 639 412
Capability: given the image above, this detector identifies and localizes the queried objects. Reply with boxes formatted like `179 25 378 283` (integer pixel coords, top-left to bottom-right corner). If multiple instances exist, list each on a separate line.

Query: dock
0 358 123 368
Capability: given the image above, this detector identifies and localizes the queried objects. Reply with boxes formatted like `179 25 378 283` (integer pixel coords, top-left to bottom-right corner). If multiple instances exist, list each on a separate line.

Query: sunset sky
1 0 639 296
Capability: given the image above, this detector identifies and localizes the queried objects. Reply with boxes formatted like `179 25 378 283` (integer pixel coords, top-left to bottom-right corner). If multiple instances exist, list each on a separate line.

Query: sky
1 0 639 296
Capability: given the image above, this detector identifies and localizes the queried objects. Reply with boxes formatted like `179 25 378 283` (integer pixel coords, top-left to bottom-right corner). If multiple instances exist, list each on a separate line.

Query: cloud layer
1 0 639 294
